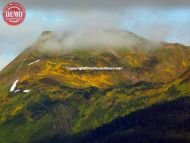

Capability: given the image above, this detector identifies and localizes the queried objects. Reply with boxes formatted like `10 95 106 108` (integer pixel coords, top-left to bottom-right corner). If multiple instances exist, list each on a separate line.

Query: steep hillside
0 30 190 143
62 96 190 143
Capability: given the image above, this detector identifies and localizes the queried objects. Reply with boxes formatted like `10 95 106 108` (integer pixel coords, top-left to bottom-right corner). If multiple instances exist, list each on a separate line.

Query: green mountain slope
0 30 190 143
62 96 190 143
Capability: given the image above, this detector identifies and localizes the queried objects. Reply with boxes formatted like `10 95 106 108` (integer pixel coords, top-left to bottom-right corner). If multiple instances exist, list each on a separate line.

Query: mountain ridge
0 29 189 143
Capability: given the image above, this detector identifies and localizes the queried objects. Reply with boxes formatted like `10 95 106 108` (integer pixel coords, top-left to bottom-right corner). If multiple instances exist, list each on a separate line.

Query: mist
35 28 161 53
1 0 190 70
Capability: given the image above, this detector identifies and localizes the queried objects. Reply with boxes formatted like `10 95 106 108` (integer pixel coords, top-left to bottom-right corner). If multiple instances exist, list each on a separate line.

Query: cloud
0 10 67 70
1 0 190 11
0 1 190 70
37 28 158 53
122 8 190 44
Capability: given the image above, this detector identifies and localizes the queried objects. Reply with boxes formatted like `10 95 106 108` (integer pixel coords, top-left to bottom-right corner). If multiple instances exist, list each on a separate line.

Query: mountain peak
40 31 54 39
41 31 53 36
34 28 156 51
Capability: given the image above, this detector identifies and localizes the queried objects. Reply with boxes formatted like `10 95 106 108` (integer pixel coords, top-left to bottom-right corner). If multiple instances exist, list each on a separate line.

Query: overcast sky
0 0 190 70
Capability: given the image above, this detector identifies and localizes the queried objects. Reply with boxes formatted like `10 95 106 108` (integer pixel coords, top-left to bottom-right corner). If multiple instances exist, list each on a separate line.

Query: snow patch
14 89 20 93
28 60 40 66
23 90 31 93
10 80 19 92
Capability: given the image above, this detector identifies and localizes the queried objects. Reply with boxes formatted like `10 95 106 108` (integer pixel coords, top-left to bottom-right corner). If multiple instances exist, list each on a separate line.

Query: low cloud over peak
35 28 159 53
0 0 190 70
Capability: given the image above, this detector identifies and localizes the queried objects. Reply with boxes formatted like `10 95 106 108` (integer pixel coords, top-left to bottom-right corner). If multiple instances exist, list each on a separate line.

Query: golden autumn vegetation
0 31 189 143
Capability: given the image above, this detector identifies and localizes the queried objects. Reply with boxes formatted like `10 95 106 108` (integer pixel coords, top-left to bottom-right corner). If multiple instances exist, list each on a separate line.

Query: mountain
62 96 190 143
0 29 190 143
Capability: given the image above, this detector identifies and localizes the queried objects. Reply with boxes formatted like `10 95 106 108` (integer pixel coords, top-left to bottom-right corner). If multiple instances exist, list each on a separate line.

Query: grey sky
1 0 190 10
